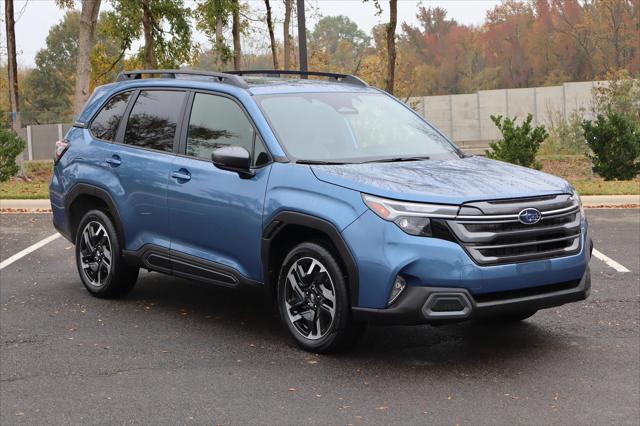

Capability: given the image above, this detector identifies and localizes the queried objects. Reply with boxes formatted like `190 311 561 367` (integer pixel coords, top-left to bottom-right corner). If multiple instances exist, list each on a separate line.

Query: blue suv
51 69 592 353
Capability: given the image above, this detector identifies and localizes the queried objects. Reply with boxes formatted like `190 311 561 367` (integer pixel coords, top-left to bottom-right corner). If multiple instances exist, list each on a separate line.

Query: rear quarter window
89 91 132 141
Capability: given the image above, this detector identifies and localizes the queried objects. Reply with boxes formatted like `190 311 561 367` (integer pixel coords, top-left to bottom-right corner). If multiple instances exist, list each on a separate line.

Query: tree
23 12 80 124
283 0 293 69
385 0 397 94
108 0 192 69
310 16 369 55
296 0 308 72
4 0 24 176
195 0 233 69
74 0 102 115
309 16 369 73
231 0 241 69
23 11 122 124
264 0 279 69
364 0 397 93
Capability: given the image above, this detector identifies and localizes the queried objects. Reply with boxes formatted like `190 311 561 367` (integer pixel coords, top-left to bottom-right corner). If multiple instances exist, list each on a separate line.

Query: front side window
124 90 185 152
256 92 460 163
186 93 269 166
90 91 131 141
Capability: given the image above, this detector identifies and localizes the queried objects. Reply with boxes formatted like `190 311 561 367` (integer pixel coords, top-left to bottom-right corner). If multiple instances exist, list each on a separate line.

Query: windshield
255 92 460 163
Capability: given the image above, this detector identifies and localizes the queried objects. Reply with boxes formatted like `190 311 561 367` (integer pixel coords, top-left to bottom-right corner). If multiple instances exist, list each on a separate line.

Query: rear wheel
75 209 139 298
277 242 364 353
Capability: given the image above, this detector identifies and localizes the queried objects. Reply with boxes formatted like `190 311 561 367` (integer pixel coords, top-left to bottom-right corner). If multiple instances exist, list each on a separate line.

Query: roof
77 70 377 124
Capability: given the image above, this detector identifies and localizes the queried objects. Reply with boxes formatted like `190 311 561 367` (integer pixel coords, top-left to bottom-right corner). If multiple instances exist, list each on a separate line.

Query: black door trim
122 244 261 289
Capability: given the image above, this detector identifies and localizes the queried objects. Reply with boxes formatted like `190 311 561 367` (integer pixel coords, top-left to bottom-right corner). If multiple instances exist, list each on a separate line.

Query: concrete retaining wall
411 80 606 153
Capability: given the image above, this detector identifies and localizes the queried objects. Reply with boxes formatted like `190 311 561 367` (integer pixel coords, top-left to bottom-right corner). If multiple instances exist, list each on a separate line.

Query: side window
187 93 259 163
124 90 185 152
90 91 131 141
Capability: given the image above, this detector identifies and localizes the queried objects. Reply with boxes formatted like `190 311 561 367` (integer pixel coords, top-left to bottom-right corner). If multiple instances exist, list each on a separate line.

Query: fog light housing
387 275 407 306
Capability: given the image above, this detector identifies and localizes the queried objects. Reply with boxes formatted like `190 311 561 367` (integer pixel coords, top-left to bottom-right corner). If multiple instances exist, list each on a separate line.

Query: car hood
310 156 572 205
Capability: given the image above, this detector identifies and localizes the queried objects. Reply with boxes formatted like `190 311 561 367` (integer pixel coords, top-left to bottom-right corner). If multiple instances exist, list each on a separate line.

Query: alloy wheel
79 221 112 287
284 257 337 340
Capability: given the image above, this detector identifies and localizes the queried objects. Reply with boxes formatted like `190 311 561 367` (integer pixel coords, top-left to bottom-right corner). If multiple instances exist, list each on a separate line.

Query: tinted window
90 91 131 141
124 90 185 152
186 93 256 161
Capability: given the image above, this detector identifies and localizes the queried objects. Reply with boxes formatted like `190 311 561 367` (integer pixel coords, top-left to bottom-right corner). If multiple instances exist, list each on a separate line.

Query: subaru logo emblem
518 208 542 225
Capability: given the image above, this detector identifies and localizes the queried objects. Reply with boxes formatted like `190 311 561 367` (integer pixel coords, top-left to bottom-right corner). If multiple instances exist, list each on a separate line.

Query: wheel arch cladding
262 211 360 306
65 183 125 247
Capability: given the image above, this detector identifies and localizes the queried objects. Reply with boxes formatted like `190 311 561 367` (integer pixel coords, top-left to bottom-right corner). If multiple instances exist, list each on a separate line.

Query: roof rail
115 69 249 89
226 70 368 87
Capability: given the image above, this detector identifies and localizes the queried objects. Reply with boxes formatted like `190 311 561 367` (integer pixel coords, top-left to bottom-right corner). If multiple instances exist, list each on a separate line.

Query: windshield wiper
362 156 430 164
296 159 351 165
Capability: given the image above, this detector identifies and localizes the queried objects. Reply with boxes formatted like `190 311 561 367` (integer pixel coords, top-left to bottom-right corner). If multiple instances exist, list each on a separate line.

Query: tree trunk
385 0 397 94
141 0 155 68
264 0 279 69
5 0 24 176
232 0 241 70
215 15 224 70
296 0 307 72
283 0 292 70
74 0 101 116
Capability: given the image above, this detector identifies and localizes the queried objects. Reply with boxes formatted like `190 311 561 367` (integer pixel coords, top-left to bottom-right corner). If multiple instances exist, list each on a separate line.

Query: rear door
109 89 187 253
167 91 272 285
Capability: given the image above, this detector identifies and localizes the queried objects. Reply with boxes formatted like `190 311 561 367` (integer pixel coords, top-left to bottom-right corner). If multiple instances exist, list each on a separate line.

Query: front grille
447 194 582 265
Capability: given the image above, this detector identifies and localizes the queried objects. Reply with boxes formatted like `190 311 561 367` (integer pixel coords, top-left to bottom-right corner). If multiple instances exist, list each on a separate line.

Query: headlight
362 194 458 236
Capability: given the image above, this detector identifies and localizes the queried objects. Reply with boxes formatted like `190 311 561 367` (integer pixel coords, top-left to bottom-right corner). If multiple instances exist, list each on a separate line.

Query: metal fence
17 123 72 162
18 80 604 160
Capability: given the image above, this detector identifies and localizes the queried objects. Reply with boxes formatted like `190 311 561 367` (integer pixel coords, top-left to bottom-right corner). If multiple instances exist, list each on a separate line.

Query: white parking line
592 249 631 273
0 233 61 270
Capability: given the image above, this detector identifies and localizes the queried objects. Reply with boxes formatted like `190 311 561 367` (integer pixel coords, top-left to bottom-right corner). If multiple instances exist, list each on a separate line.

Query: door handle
171 169 191 182
105 155 121 167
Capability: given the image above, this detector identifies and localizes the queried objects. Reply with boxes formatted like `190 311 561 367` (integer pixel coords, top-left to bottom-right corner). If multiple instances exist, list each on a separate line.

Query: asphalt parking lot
1 209 638 425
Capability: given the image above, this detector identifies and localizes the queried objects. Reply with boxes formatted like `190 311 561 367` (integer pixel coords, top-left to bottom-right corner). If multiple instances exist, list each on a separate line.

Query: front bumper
352 267 591 325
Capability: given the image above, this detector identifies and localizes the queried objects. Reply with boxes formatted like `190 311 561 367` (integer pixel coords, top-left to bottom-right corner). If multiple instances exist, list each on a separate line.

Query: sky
5 0 501 68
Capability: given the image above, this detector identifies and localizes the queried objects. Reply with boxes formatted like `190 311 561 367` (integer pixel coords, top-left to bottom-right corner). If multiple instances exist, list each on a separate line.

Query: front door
168 92 272 284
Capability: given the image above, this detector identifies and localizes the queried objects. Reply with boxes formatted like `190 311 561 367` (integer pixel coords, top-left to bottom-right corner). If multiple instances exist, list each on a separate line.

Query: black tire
277 241 364 353
75 209 139 299
476 309 538 324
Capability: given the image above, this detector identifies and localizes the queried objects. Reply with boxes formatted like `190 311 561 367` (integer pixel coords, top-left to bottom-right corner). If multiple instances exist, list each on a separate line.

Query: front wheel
277 242 364 353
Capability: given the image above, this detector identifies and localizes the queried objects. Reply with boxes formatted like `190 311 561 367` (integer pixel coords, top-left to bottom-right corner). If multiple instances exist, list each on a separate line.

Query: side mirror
211 146 254 178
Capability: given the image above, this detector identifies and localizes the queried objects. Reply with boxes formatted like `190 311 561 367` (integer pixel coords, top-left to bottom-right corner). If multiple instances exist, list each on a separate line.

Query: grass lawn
538 156 639 195
1 157 638 199
0 161 52 199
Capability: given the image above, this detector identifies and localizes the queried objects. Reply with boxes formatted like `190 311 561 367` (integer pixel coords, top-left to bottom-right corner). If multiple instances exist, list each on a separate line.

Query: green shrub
0 127 26 182
582 110 640 181
486 114 548 169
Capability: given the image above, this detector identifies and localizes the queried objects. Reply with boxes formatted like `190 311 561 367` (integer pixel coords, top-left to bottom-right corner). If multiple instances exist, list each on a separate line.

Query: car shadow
124 271 568 372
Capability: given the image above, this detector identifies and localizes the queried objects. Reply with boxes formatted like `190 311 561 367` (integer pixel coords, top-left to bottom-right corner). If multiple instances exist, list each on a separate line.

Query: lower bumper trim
352 268 591 325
